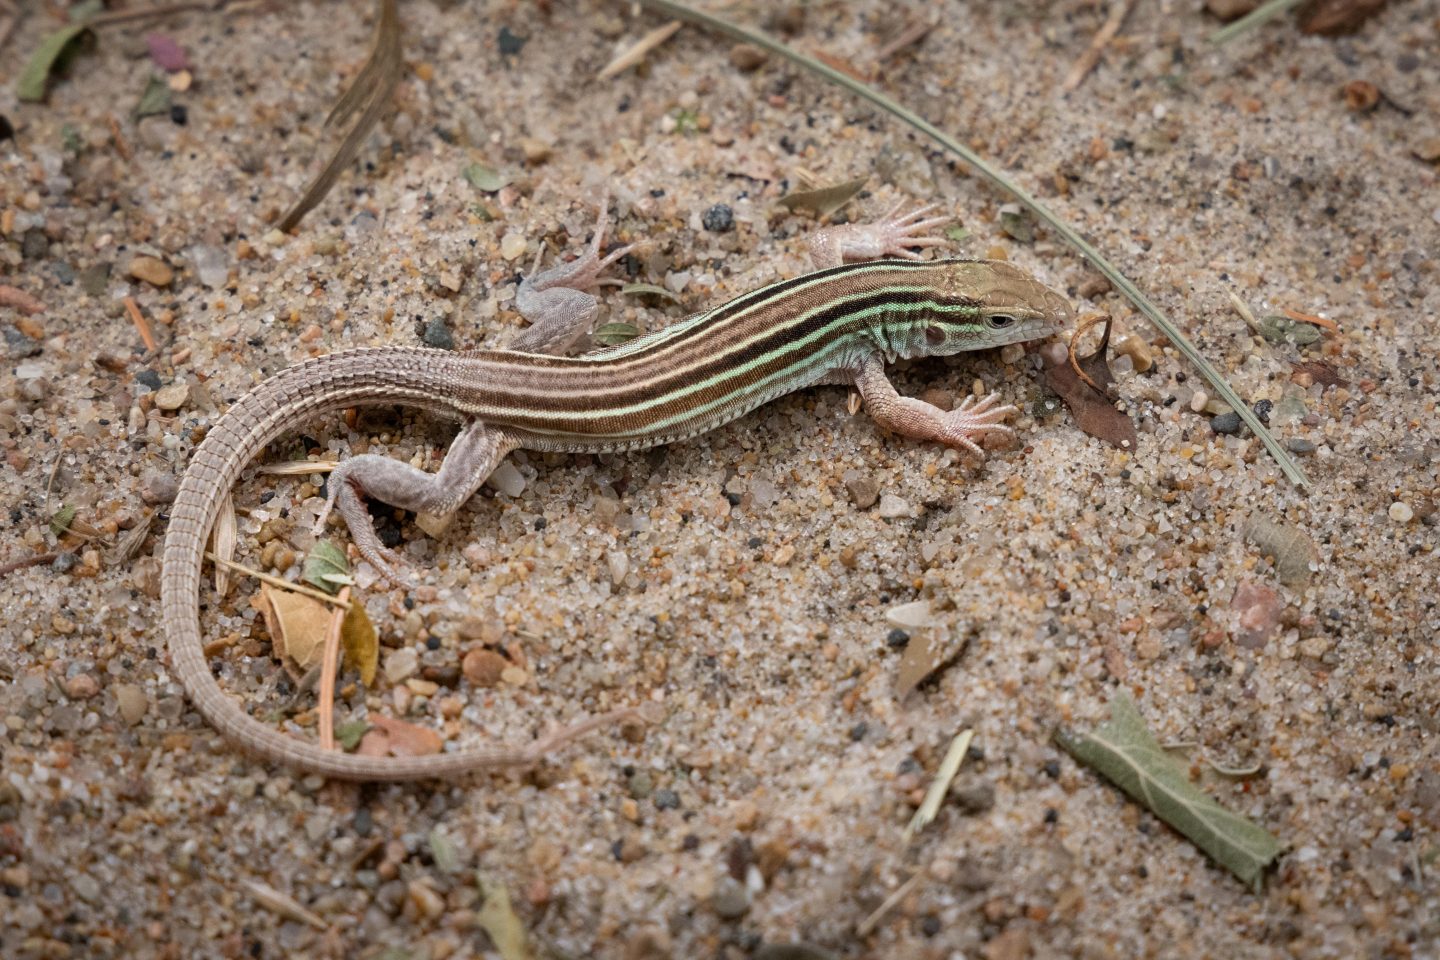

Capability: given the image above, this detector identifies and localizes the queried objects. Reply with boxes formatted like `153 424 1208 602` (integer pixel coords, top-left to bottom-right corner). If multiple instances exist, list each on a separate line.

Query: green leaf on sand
463 162 512 193
18 24 95 103
134 75 171 120
776 176 868 218
302 540 352 594
335 720 369 751
50 504 77 538
1256 314 1321 346
1055 694 1283 890
594 322 640 346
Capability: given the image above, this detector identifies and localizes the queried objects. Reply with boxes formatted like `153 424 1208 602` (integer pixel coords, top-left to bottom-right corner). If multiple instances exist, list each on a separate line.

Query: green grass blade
636 0 1310 490
1208 0 1307 45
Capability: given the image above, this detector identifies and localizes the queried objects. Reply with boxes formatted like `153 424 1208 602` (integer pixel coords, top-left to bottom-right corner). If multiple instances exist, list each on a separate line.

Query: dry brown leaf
1243 516 1319 587
365 714 443 757
1044 314 1138 450
896 628 967 695
1299 0 1388 35
257 585 332 678
341 600 378 687
212 490 236 597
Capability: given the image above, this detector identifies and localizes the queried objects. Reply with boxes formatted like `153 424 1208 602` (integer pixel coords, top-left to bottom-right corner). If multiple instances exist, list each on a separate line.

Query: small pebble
140 471 179 505
844 471 879 509
1210 411 1243 435
710 877 750 918
1286 438 1317 455
114 684 148 725
500 232 528 260
1389 502 1413 523
383 647 419 684
1189 390 1209 413
127 255 174 287
65 675 100 700
487 461 526 497
701 204 734 233
462 648 508 687
729 44 767 71
421 317 455 350
877 494 910 518
153 382 190 411
999 343 1025 365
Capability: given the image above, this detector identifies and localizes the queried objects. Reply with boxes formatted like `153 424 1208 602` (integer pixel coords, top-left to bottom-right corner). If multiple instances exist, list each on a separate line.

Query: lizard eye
987 314 1016 329
925 325 946 345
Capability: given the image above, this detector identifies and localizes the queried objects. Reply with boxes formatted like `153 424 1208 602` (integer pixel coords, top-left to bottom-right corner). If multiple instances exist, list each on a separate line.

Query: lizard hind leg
314 420 516 584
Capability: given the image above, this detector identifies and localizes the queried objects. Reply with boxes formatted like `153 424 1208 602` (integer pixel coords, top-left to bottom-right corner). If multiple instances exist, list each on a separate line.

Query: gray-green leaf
463 162 512 193
999 204 1035 243
134 75 171 120
1055 694 1283 891
302 540 350 595
428 827 461 874
593 322 640 346
18 24 94 103
335 720 369 751
50 504 77 538
1256 315 1321 346
775 176 868 218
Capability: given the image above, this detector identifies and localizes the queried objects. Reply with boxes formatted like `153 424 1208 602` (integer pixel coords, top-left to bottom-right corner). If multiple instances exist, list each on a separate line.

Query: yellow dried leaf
341 600 378 686
257 584 332 678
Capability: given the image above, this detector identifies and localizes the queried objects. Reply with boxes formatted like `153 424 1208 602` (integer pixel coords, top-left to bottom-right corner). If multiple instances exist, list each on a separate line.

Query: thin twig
856 871 924 937
1208 0 1307 45
1067 312 1108 393
633 0 1310 490
204 551 351 608
124 296 157 352
598 19 683 79
318 586 350 751
0 552 60 577
84 0 235 28
1061 0 1138 94
874 17 934 63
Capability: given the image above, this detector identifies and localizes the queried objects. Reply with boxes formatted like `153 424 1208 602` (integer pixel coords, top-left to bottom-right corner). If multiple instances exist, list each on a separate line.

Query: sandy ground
1 1 1437 957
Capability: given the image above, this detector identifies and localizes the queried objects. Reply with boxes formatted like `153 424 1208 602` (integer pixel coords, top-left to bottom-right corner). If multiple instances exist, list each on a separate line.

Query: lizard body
160 204 1073 780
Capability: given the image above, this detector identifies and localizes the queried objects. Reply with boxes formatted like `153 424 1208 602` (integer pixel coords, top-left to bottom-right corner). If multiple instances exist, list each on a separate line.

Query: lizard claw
315 462 417 588
936 392 1016 456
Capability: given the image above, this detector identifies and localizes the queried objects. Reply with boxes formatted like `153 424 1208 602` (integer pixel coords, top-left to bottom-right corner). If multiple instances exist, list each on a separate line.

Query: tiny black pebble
1396 827 1414 842
134 369 162 390
701 203 735 233
1042 760 1061 779
1252 398 1273 424
426 636 441 651
725 492 742 507
378 521 402 549
849 722 868 742
169 104 188 125
681 834 700 851
259 491 275 503
1119 468 1131 480
497 25 528 56
610 840 625 861
921 916 942 937
885 628 910 649
654 789 680 810
1210 411 1243 435
1044 808 1059 824
533 517 547 531
354 807 373 836
402 596 415 610
747 536 764 549
1058 589 1071 603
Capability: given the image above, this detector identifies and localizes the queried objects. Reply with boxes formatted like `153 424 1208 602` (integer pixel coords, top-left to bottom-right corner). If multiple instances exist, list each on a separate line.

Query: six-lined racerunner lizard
160 201 1075 780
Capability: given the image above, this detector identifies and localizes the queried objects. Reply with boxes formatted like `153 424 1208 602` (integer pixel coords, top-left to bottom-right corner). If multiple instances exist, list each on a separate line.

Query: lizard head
916 259 1073 357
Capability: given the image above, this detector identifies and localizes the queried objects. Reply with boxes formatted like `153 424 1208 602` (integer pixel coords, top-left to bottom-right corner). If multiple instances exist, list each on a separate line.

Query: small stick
318 586 350 751
1282 307 1338 333
1062 0 1138 94
0 552 60 578
856 871 924 937
204 551 351 609
597 19 682 79
1067 312 1109 393
85 0 235 28
874 18 935 63
107 115 132 161
124 297 157 352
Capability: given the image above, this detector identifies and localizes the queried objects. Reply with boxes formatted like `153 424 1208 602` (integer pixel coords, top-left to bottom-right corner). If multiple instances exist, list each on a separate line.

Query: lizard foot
314 462 416 588
866 201 954 260
935 392 1017 457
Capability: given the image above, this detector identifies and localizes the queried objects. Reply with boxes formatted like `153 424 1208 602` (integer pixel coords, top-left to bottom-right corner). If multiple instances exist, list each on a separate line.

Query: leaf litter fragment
303 540 353 593
1055 694 1283 890
1243 515 1318 587
463 162 512 193
776 176 868 218
18 24 95 103
133 75 171 120
594 322 641 346
477 874 533 960
1043 313 1138 449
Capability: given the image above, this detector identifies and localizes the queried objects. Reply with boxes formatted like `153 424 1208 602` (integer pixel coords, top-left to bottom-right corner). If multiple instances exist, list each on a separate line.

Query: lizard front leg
315 420 516 584
511 192 638 354
845 354 1016 457
807 200 953 270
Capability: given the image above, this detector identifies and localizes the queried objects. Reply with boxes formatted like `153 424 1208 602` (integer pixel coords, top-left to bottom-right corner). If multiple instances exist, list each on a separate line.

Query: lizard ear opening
925 325 946 346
